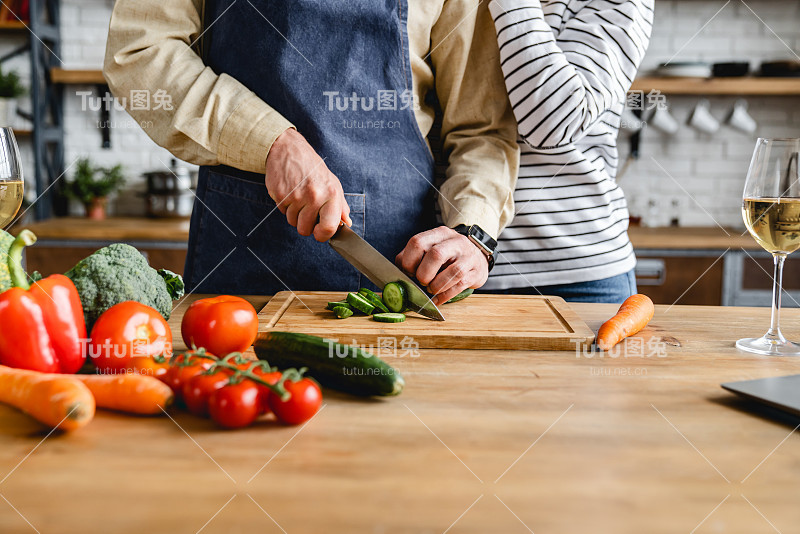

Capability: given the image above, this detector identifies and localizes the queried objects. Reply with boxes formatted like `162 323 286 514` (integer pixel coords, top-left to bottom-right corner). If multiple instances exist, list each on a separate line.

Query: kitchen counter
628 225 758 250
19 218 767 306
21 217 756 250
22 216 190 242
1 295 799 533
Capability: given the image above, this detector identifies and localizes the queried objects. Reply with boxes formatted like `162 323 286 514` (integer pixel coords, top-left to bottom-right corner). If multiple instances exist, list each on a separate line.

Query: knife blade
329 225 445 321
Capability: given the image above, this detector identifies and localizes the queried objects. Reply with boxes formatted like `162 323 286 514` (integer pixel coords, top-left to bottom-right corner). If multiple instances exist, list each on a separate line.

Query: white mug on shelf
647 104 680 135
620 108 645 134
687 99 720 135
726 99 757 134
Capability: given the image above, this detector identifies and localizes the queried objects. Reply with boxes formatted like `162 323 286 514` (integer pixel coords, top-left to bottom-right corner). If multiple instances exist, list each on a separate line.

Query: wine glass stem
766 253 787 342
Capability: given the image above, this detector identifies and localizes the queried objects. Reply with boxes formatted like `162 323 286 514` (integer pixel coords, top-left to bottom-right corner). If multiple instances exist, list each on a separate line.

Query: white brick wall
2 0 799 223
59 0 181 216
624 0 800 229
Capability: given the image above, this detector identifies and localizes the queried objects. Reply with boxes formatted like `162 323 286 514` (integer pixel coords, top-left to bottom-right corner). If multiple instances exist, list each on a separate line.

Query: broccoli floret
65 243 184 329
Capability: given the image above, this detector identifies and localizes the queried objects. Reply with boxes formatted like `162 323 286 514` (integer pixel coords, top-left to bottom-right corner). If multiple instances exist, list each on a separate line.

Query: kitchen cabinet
24 244 186 275
20 217 188 275
634 252 724 305
629 227 800 307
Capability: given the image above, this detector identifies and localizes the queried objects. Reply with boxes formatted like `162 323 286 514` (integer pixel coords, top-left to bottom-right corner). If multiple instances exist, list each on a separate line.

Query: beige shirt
104 0 519 238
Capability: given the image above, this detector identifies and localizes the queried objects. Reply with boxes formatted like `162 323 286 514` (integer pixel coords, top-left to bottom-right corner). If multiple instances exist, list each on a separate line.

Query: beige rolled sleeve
103 0 294 173
430 0 520 239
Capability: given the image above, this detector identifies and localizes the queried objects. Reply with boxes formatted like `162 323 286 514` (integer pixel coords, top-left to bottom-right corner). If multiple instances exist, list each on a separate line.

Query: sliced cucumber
333 306 354 319
358 288 390 313
326 300 351 311
446 288 474 304
372 312 406 323
346 292 375 315
255 332 404 396
382 282 406 313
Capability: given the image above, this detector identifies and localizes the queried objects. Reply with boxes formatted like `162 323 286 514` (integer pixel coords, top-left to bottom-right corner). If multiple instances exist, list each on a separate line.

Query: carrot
596 294 655 351
72 373 174 415
0 365 95 431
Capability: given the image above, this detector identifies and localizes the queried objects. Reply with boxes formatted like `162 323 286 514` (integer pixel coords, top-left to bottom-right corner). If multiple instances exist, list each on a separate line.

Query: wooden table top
19 217 761 251
2 295 800 533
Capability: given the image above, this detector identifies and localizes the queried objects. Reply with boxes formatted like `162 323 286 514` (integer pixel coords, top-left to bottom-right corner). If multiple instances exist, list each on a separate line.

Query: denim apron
184 0 436 295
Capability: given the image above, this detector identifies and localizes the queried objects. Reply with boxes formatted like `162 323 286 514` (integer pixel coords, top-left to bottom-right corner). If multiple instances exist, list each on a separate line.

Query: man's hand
265 128 352 242
395 226 489 305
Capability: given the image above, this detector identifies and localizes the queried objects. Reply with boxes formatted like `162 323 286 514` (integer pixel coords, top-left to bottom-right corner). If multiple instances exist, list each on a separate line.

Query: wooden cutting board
258 291 595 351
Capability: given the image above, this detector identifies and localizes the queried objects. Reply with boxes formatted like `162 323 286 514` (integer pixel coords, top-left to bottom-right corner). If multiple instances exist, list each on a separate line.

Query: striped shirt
485 0 654 289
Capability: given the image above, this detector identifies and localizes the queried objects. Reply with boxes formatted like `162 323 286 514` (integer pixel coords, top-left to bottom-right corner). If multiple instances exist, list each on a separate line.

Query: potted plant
64 158 125 220
0 67 25 127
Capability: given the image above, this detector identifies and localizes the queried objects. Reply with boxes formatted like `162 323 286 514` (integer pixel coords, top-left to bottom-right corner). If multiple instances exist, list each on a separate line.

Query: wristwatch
452 224 497 272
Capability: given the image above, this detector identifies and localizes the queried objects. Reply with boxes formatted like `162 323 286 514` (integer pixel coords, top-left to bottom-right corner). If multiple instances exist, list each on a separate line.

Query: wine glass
738 138 800 356
0 127 24 229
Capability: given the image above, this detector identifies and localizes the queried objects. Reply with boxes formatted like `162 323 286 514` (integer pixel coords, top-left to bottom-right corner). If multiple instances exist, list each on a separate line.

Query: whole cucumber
255 332 404 396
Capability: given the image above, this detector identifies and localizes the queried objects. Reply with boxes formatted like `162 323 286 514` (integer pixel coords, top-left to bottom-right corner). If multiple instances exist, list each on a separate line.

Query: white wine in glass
738 138 800 355
0 127 23 229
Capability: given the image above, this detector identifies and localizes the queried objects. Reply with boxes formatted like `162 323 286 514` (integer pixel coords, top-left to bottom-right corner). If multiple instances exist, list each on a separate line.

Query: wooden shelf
12 128 31 136
50 68 105 85
631 77 800 96
0 20 27 31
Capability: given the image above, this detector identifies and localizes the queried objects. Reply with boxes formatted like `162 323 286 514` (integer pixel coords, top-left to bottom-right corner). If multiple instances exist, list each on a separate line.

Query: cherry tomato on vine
163 351 215 400
268 378 322 425
181 296 258 356
183 371 232 417
231 357 260 372
251 368 282 415
209 381 260 429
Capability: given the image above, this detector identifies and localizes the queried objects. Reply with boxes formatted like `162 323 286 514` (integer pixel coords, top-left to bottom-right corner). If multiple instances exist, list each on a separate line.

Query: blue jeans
482 270 637 304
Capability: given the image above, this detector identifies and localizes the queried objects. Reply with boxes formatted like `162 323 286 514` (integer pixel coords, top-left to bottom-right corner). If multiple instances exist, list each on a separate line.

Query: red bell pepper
0 230 87 373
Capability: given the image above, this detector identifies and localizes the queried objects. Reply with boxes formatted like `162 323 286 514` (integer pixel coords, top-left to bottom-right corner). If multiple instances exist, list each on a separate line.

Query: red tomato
208 382 260 429
251 368 282 415
163 352 215 400
89 301 172 373
268 378 322 425
130 356 170 379
181 296 258 356
183 371 232 417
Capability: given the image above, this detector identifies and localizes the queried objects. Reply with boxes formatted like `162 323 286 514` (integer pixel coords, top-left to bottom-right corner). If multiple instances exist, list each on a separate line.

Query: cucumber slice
446 288 474 304
358 288 390 313
372 312 406 323
346 292 375 315
326 301 351 311
382 282 406 313
333 306 353 319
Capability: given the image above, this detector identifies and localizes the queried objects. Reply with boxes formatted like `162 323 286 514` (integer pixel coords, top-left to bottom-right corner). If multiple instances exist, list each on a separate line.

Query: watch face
453 224 497 254
470 225 497 252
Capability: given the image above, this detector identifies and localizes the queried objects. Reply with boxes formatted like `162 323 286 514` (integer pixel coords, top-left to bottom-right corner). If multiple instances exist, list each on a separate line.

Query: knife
329 224 445 321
